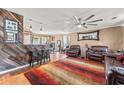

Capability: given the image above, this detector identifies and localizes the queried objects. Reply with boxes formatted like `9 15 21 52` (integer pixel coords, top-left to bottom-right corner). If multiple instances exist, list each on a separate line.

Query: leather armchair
110 67 124 85
66 45 81 57
86 46 108 62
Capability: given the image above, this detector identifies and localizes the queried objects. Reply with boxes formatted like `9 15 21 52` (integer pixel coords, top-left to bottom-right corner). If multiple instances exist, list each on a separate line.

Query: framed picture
5 19 18 31
77 31 99 41
4 19 19 44
7 32 14 41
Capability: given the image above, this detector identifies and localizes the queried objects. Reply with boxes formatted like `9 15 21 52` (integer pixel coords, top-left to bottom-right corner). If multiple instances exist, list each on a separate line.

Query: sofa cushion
68 49 79 53
94 51 105 55
88 50 94 53
70 45 80 49
89 53 103 57
91 46 108 52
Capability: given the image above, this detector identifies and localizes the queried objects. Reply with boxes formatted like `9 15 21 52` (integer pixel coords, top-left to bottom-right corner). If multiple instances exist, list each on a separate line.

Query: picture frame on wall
4 19 19 44
5 19 18 31
77 31 99 41
7 32 14 41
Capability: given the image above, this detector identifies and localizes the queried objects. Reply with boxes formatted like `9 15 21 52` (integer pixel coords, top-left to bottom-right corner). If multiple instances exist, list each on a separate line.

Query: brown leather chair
66 45 81 57
86 46 108 62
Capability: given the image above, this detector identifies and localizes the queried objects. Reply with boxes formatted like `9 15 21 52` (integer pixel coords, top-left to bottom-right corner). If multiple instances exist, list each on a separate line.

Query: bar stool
27 51 33 67
40 49 46 64
45 49 50 62
32 51 39 66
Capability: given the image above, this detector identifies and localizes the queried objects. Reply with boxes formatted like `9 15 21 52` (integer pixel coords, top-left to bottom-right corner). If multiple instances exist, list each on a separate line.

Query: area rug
24 57 105 85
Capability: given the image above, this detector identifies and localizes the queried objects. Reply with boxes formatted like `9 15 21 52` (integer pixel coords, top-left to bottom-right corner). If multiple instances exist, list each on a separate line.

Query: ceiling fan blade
87 24 98 26
88 19 103 23
84 14 95 21
73 16 79 23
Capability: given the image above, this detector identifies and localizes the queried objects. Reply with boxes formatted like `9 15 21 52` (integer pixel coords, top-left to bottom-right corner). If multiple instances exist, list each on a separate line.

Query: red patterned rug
24 57 105 85
24 68 60 85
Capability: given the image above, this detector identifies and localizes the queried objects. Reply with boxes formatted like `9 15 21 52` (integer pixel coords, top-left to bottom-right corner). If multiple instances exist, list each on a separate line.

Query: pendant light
40 23 43 31
28 19 43 31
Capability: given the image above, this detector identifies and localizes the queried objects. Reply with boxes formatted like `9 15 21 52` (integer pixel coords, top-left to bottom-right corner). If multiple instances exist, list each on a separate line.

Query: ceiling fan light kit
77 25 82 28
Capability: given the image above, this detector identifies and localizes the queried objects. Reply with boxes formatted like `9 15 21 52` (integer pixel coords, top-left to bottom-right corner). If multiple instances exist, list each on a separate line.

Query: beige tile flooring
0 52 66 85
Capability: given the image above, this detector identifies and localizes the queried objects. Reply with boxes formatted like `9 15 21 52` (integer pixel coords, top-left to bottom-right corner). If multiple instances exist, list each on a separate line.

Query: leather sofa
66 45 81 57
86 46 108 62
105 53 124 84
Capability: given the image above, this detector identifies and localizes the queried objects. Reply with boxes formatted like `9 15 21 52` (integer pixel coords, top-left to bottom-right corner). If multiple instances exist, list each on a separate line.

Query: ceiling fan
73 14 103 28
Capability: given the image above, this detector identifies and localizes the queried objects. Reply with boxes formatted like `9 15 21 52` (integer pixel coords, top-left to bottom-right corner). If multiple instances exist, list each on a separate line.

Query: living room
0 8 124 85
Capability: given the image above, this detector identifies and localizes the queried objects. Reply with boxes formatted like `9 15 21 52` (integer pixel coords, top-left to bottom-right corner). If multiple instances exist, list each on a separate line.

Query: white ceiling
6 8 124 35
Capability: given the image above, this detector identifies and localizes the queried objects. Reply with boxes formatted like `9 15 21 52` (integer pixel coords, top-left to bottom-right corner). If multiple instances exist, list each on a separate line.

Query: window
32 36 40 45
63 35 69 48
